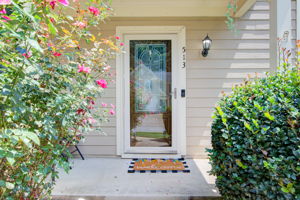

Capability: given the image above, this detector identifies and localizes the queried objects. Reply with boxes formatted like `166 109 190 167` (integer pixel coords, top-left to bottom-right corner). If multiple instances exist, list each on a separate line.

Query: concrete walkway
52 158 220 200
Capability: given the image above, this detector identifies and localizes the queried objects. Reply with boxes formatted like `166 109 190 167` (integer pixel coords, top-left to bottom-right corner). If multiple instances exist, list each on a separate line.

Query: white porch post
270 0 293 68
297 0 300 43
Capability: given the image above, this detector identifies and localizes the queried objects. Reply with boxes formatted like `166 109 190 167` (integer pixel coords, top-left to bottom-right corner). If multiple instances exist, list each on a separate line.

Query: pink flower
87 117 96 124
0 9 6 14
72 21 87 29
120 42 124 46
101 102 107 107
88 6 100 16
22 52 32 58
77 64 91 74
58 0 69 6
0 0 11 5
87 105 94 110
2 16 11 20
109 109 115 115
110 104 115 109
53 52 62 57
115 36 120 40
49 0 56 9
96 79 107 88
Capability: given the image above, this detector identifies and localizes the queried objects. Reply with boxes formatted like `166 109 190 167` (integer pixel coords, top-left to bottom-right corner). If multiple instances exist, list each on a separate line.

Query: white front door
116 27 186 157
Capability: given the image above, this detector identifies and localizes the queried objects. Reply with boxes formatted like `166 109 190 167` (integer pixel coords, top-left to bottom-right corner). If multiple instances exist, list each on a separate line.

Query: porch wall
76 0 271 158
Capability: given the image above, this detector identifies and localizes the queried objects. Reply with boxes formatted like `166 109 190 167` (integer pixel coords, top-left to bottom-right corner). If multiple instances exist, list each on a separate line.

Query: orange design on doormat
133 159 185 171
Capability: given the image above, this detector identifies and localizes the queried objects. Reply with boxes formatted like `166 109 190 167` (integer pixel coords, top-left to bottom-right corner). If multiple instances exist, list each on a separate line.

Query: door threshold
121 154 184 159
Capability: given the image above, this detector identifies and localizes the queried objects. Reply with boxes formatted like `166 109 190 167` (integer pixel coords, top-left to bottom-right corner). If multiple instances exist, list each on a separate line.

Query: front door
123 34 179 154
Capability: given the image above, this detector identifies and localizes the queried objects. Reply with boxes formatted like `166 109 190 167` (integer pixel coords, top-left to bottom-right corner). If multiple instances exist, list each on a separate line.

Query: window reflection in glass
130 40 172 147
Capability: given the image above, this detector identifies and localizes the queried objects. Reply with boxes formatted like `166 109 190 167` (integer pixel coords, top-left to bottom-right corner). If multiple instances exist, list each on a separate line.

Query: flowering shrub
0 0 121 198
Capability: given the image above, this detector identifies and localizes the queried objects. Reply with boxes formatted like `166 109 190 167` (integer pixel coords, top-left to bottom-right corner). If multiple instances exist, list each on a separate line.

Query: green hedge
208 67 300 199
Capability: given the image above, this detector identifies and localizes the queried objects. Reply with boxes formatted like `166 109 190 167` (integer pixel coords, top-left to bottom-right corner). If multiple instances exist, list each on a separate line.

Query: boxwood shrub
208 66 300 199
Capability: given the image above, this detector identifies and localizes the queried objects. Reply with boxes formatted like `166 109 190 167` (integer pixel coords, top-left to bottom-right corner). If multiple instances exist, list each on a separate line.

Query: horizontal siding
80 0 270 158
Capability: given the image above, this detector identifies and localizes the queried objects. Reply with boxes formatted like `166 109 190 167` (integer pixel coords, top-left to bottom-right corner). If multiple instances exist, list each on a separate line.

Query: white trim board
116 26 186 158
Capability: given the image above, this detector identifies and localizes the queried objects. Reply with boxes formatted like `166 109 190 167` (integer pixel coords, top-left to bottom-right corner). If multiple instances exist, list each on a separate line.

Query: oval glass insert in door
130 40 172 147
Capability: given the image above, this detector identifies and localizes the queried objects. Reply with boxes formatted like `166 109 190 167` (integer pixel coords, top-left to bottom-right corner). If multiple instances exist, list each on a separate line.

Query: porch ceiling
111 0 256 18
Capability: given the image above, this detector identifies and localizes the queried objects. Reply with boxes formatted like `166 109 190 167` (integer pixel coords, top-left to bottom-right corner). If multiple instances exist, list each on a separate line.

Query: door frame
116 26 186 158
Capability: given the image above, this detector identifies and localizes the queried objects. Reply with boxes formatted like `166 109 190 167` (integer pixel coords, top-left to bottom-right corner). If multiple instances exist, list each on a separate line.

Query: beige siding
76 0 270 158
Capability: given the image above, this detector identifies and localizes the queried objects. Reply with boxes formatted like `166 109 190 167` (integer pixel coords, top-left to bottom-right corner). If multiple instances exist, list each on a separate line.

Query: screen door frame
116 26 186 158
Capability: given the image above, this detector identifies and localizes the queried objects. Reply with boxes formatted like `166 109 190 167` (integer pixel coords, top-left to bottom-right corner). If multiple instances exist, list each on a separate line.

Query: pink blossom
2 16 11 20
0 9 6 14
88 6 100 16
87 117 96 124
83 117 96 124
109 109 115 115
22 52 32 59
87 105 94 110
52 52 62 57
0 0 11 5
101 102 107 107
58 0 69 6
115 36 120 40
77 64 91 74
110 104 115 109
120 42 124 46
72 21 87 29
49 0 56 9
96 79 107 88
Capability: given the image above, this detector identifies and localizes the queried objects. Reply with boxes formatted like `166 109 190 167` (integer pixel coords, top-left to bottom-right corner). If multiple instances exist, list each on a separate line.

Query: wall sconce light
202 34 212 57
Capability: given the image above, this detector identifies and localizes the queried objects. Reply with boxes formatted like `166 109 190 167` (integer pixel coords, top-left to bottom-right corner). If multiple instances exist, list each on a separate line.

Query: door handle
169 88 177 99
173 88 177 99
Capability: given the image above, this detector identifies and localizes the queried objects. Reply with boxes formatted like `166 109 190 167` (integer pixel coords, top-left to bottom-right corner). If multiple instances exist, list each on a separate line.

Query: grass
134 132 167 139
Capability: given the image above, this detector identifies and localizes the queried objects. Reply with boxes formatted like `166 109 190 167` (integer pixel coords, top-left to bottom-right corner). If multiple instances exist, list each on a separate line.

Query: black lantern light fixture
202 34 212 57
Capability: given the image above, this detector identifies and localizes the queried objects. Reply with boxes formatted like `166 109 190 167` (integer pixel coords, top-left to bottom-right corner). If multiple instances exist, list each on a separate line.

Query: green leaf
281 187 289 193
222 133 229 139
236 159 247 169
11 129 40 146
11 1 39 27
264 112 275 121
5 182 14 189
254 101 263 111
252 119 259 128
48 21 57 35
216 106 224 117
244 122 252 131
26 38 44 53
23 131 40 146
7 157 15 166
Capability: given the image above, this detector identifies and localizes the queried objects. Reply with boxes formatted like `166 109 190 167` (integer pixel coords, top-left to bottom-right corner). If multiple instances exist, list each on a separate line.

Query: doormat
128 158 190 173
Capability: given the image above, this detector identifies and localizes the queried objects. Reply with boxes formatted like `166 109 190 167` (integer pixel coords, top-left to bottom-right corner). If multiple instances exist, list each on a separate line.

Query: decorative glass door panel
130 40 172 147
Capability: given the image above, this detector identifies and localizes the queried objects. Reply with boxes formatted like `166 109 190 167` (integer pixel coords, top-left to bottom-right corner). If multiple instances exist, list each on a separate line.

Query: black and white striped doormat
128 158 190 173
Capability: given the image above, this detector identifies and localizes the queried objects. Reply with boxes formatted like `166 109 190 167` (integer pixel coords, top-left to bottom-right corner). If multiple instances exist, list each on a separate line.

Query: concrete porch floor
52 158 220 200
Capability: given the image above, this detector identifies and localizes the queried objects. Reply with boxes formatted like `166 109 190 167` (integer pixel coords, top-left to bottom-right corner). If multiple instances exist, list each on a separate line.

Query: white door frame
116 26 186 158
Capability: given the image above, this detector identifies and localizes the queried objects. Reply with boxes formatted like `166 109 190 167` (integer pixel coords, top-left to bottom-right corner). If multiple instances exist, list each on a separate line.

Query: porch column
270 0 293 68
297 0 300 43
